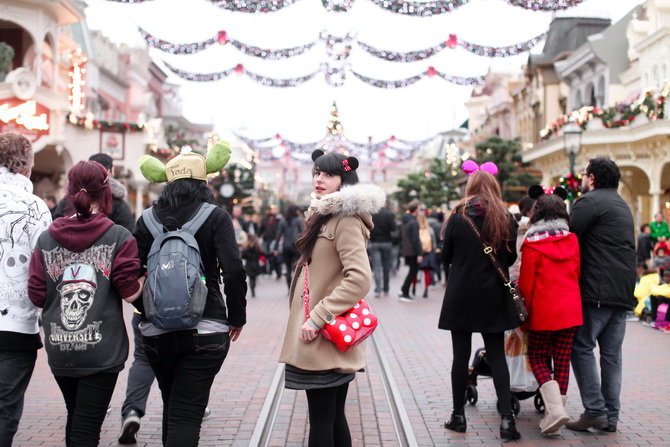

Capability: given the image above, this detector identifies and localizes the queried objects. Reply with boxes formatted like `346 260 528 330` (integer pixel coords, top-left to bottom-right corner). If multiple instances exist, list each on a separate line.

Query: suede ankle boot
500 413 521 440
444 408 467 432
538 380 569 434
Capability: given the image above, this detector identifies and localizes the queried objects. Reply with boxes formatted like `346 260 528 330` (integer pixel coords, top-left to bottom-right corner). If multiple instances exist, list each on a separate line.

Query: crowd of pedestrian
0 128 650 446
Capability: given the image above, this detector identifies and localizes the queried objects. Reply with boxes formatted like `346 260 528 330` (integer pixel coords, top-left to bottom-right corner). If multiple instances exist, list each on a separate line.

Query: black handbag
463 216 528 325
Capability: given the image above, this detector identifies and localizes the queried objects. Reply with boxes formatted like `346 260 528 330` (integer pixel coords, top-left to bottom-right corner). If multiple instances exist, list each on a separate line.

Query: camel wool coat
279 183 385 374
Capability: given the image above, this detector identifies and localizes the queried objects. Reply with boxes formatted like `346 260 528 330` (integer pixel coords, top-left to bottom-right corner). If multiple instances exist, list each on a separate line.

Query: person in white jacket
0 132 52 446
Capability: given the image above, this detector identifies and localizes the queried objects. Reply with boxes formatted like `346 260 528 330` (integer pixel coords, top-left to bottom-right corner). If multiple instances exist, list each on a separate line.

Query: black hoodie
28 213 140 377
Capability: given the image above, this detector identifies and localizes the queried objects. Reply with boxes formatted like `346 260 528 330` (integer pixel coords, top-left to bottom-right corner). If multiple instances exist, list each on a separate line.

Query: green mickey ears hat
139 141 231 183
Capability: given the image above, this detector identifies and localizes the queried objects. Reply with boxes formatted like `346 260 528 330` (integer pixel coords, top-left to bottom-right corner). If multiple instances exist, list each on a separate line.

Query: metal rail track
249 334 418 447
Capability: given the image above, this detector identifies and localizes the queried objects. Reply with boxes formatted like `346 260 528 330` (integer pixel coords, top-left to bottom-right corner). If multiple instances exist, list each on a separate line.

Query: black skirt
284 364 355 390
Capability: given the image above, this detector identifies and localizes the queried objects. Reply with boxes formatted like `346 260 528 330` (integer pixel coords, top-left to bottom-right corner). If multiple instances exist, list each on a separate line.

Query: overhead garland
140 28 547 60
108 0 586 13
163 61 485 87
540 83 669 140
233 102 437 163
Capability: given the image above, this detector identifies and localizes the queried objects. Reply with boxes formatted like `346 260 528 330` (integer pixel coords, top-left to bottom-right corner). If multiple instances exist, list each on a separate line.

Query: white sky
84 0 643 143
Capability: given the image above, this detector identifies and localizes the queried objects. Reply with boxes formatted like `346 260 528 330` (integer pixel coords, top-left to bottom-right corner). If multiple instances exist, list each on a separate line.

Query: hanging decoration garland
139 27 318 58
540 83 669 140
234 102 438 162
163 61 485 87
140 28 546 60
107 0 587 13
207 0 298 13
505 0 585 11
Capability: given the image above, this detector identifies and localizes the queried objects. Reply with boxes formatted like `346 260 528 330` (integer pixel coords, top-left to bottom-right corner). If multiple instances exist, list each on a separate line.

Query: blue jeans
142 330 230 447
54 372 119 447
368 241 393 294
0 350 37 447
122 313 155 418
570 304 626 424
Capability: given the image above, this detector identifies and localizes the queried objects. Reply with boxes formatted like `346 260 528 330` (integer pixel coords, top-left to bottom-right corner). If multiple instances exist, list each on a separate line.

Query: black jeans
0 350 37 447
142 330 230 447
54 372 119 447
401 256 420 296
122 313 155 418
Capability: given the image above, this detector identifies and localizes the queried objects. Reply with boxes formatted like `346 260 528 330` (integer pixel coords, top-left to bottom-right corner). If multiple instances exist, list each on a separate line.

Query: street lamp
563 120 582 210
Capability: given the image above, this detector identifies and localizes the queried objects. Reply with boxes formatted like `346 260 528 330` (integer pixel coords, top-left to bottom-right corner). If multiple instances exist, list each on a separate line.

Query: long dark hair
296 152 360 265
451 171 510 249
155 178 214 209
66 160 112 219
529 194 569 225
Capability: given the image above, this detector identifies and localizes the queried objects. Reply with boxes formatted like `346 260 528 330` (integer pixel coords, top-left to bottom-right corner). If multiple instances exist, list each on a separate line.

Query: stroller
465 346 546 415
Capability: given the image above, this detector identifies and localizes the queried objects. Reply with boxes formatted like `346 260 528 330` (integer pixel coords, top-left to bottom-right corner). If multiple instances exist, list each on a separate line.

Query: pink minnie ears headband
461 160 498 176
311 149 359 172
528 184 568 201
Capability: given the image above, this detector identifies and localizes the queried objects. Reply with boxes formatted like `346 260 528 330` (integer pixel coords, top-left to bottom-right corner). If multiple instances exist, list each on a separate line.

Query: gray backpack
142 203 216 329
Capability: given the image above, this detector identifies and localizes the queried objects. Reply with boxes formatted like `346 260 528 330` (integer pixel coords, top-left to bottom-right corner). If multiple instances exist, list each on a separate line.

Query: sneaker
374 293 381 298
203 407 212 421
625 312 639 322
642 320 655 327
399 296 415 303
118 410 141 444
565 413 607 432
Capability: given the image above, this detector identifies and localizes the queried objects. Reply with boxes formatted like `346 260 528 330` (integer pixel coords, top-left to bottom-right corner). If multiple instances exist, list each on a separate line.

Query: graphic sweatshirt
28 213 141 377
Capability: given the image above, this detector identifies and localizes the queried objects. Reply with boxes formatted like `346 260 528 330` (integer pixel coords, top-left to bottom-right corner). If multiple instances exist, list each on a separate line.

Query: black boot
500 413 521 440
423 288 428 298
444 408 466 432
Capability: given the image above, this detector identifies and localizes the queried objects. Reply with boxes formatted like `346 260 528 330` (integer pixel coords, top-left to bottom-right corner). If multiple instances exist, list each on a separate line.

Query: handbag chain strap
462 216 518 295
303 264 311 320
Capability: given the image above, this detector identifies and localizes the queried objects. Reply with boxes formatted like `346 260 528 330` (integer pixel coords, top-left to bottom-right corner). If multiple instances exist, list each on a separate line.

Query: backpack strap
142 207 163 238
182 203 217 236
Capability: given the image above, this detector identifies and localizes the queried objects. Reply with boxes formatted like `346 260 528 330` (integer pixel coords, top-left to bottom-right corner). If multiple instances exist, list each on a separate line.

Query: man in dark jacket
368 204 397 297
399 201 422 302
566 158 635 433
54 153 135 232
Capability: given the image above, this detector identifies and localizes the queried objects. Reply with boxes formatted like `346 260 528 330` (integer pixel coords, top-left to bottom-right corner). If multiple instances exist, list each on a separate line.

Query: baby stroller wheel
496 396 521 416
534 392 545 413
465 384 478 405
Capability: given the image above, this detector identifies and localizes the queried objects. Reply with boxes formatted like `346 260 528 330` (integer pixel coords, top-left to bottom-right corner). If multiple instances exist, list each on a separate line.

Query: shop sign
0 98 50 143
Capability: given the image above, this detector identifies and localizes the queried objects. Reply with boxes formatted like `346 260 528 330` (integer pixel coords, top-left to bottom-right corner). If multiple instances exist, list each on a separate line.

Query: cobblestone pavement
14 266 670 446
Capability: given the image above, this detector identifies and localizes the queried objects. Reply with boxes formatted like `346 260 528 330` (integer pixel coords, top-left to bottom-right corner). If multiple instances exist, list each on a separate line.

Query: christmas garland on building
140 27 546 60
67 113 145 132
540 85 669 140
163 61 485 87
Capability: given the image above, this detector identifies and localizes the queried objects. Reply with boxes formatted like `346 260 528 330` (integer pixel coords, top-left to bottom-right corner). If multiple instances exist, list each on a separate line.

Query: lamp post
563 121 582 210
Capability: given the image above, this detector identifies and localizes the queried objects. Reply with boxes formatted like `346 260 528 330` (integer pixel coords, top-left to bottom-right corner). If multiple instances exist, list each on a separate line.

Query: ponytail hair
66 160 112 219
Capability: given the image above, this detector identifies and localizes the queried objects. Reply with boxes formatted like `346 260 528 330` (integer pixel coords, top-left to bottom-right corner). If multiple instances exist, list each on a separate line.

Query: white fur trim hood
310 183 386 218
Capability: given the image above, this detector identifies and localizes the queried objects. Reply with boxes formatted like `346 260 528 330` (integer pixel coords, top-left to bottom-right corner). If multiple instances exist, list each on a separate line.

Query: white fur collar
524 219 570 240
310 183 386 218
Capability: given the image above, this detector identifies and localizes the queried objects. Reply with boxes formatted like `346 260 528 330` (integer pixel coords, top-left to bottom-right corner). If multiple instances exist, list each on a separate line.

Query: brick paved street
14 265 670 446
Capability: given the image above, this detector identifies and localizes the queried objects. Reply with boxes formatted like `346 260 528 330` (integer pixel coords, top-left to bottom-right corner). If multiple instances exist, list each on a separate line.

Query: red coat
518 229 583 331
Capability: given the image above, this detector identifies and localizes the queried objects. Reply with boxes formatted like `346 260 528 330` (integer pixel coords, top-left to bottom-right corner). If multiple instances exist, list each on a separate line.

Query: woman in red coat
518 186 583 436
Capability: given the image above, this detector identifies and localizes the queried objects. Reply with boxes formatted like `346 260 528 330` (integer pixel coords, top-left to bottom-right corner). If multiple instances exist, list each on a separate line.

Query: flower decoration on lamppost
562 120 582 208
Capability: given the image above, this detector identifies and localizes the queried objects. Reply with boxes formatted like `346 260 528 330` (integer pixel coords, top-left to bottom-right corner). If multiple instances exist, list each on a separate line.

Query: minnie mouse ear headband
311 149 359 172
139 142 231 183
528 184 568 201
462 160 498 176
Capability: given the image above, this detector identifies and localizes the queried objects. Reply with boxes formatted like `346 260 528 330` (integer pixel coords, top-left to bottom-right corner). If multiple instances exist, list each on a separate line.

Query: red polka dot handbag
302 264 379 352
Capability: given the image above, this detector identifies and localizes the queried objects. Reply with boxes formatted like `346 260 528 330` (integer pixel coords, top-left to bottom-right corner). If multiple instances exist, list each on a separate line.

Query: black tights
305 382 351 447
450 331 512 414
